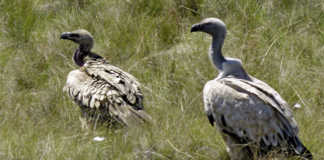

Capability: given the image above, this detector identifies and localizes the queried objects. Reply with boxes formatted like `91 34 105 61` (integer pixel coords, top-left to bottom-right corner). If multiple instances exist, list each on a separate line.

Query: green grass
0 0 323 159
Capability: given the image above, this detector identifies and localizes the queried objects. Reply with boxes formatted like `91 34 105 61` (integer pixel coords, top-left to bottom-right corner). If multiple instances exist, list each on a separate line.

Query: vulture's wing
64 59 151 126
84 59 143 109
203 76 304 152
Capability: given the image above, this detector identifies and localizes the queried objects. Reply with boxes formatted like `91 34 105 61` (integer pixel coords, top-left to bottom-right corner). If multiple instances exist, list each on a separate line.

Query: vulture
61 29 151 128
191 18 312 159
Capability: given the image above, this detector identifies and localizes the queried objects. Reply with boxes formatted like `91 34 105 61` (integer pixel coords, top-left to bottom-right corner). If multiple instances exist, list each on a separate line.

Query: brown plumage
61 29 151 128
191 18 312 160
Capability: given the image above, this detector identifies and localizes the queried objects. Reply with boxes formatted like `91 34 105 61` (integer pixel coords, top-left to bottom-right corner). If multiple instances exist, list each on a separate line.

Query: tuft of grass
0 0 323 159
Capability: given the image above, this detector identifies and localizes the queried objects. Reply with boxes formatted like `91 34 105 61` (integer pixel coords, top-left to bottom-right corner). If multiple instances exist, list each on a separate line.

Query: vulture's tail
290 136 312 160
109 104 152 127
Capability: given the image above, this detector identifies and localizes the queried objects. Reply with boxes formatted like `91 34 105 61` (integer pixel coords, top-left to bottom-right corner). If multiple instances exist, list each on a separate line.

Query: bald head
191 18 226 37
61 29 94 51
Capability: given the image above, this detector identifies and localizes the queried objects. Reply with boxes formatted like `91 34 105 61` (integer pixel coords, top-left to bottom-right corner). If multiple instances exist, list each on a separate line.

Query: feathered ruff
64 58 151 127
203 76 312 159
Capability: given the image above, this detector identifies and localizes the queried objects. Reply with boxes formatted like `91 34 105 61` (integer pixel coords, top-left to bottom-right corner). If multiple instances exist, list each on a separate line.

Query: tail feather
109 103 152 126
126 107 153 125
300 148 313 160
290 136 312 160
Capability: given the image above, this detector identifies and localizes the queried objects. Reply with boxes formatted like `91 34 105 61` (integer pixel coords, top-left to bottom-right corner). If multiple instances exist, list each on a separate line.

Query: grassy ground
0 0 323 159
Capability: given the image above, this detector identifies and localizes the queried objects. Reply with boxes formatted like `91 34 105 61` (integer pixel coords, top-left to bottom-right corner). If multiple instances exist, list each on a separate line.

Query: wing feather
223 77 298 133
203 77 298 149
64 59 150 126
84 59 142 108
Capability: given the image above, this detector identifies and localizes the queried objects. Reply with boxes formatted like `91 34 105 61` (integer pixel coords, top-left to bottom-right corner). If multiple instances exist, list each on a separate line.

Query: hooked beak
60 32 71 40
190 23 202 32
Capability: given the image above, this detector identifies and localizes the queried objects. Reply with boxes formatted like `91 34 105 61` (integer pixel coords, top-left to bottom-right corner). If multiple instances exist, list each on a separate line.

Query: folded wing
64 59 151 126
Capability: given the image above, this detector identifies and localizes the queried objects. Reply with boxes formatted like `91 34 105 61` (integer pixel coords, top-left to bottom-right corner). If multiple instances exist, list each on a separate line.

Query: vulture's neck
73 48 87 67
73 44 102 67
210 35 251 80
209 35 226 70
